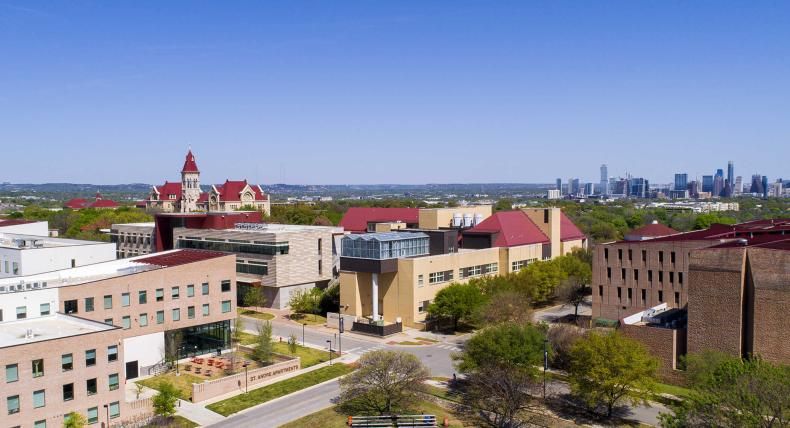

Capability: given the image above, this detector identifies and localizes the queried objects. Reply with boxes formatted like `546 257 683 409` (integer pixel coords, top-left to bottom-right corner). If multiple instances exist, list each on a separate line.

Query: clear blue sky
1 1 788 185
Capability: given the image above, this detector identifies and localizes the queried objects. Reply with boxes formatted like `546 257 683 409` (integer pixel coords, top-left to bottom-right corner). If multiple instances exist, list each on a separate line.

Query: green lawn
236 331 259 345
415 337 439 343
144 415 199 428
278 399 469 428
207 364 354 416
137 373 203 401
290 313 327 325
654 382 692 399
272 342 331 367
238 308 275 321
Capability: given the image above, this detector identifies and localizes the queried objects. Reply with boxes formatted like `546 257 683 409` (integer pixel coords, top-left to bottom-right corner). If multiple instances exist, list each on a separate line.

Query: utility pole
543 339 548 399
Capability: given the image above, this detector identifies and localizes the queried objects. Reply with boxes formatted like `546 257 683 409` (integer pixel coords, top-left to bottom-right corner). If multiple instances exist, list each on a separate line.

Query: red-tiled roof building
146 150 270 214
64 193 120 210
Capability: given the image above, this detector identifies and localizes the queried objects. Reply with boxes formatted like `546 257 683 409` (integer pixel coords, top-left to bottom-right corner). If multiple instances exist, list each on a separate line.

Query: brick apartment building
0 249 236 427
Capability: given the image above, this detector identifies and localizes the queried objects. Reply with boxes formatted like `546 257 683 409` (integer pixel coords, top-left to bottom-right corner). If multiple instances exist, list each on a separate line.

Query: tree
659 352 790 428
554 276 588 320
338 350 430 415
518 260 566 303
63 411 87 428
546 324 585 371
164 330 183 367
427 282 487 331
289 288 322 320
152 380 179 419
481 290 532 326
287 334 298 354
455 323 546 374
252 321 274 364
568 331 659 417
242 286 266 310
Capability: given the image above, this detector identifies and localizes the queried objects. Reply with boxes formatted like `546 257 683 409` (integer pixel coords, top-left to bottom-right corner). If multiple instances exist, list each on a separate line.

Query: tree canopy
456 322 546 374
427 282 488 330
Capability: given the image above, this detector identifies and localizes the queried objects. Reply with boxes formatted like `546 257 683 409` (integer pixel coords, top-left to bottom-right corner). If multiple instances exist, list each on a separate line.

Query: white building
547 189 561 200
0 232 116 278
0 220 48 236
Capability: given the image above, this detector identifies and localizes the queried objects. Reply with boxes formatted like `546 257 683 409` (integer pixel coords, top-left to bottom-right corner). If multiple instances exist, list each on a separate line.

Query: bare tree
463 363 542 428
481 290 532 326
554 276 588 320
339 350 430 415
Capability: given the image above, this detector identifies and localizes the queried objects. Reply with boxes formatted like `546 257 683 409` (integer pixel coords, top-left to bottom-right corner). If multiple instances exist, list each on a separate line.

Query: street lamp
243 362 249 393
302 323 306 347
327 340 333 365
543 339 549 399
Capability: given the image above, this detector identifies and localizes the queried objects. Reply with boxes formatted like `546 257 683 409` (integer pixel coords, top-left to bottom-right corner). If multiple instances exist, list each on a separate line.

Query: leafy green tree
659 352 790 428
252 321 274 364
519 259 566 302
455 323 546 374
63 411 87 428
568 331 659 417
339 350 430 415
287 334 298 355
427 282 488 330
481 289 533 326
242 286 266 309
152 380 179 418
288 287 322 320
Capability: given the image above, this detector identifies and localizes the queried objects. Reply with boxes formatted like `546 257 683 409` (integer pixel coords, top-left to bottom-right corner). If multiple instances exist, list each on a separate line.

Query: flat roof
111 222 155 228
0 249 226 292
0 233 113 250
342 231 429 242
0 313 117 348
231 223 344 233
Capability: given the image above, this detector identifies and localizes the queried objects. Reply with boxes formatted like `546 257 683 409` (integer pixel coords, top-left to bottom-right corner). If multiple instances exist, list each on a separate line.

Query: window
202 282 209 295
71 258 76 268
85 350 96 366
40 303 50 316
86 378 97 396
62 354 73 371
658 290 664 302
648 270 653 282
222 300 231 313
104 318 113 325
607 267 611 279
188 306 195 319
604 248 609 260
598 285 603 297
659 251 664 263
202 304 210 316
659 271 664 282
12 261 18 275
156 310 165 324
172 308 180 321
669 272 674 283
34 420 46 428
187 284 195 297
33 389 45 408
104 295 113 309
318 260 323 275
628 249 633 261
641 289 647 305
428 270 453 284
7 395 19 414
156 288 164 302
108 345 118 362
417 274 424 287
621 268 626 280
618 249 622 261
63 383 74 401
109 401 120 418
674 292 680 306
16 306 26 319
172 286 180 299
627 288 633 304
318 238 322 255
139 313 148 327
139 290 147 304
85 297 94 312
617 287 622 303
121 292 130 307
679 272 684 285
417 300 430 313
671 251 676 264
486 263 498 274
642 250 647 263
6 364 18 383
64 299 78 314
634 269 639 281
32 359 44 377
109 373 119 390
87 407 98 424
221 280 231 292
122 316 131 329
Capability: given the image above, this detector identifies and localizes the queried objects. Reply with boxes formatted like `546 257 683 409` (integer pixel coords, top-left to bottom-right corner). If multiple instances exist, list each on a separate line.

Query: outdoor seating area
182 355 253 378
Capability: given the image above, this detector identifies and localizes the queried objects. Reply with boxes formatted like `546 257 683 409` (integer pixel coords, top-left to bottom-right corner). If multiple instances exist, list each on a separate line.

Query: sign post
338 317 344 356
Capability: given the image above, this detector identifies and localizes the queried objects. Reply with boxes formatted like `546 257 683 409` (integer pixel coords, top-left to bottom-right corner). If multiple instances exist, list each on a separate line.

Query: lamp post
327 340 333 365
302 323 306 347
543 339 548 399
243 362 249 393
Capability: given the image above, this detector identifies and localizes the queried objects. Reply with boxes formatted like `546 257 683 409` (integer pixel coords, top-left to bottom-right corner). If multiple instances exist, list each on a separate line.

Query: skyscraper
600 164 609 196
674 173 688 191
762 176 769 198
727 161 734 187
702 175 714 193
629 177 649 198
570 178 581 195
713 175 724 197
734 176 743 195
716 169 724 179
556 178 562 192
750 174 764 194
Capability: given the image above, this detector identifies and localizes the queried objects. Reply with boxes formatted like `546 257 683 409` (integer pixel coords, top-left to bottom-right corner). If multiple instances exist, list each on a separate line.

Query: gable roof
153 181 183 200
181 150 199 173
624 222 678 241
466 210 549 247
211 180 268 202
89 199 120 208
560 212 586 241
339 207 420 232
64 198 89 209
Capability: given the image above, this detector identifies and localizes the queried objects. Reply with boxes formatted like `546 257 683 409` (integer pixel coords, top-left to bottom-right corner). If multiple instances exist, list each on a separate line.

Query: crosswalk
434 344 463 352
344 343 462 356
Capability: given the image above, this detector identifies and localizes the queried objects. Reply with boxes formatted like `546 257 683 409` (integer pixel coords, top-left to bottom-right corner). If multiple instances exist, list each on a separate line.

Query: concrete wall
0 241 116 278
522 208 561 259
418 206 492 229
0 287 58 321
191 358 300 402
0 221 49 236
123 332 165 369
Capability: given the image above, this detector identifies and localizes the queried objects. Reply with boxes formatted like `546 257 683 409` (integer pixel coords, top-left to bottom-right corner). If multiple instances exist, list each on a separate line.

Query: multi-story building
0 220 48 236
0 249 237 427
701 175 714 193
734 175 743 195
339 207 586 329
173 223 343 308
146 150 271 214
673 173 688 191
546 189 561 200
64 193 120 210
0 231 116 278
556 178 562 193
110 222 155 258
338 207 419 233
600 164 609 196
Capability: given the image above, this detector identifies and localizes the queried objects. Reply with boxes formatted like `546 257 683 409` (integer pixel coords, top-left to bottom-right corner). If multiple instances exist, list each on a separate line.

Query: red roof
560 212 586 241
338 207 420 232
467 210 549 247
90 199 120 208
154 181 183 200
197 192 209 203
181 150 199 173
0 219 39 227
213 180 268 202
135 249 226 267
64 198 89 209
625 222 678 240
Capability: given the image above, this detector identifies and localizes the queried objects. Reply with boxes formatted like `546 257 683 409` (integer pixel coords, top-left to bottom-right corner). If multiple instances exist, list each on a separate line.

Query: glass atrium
341 232 429 260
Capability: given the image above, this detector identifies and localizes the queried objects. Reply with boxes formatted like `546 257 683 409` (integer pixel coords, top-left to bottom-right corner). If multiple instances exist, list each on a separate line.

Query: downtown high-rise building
570 178 581 195
702 175 714 193
556 178 562 192
734 176 743 195
727 161 734 187
674 173 688 191
600 164 609 196
750 174 764 194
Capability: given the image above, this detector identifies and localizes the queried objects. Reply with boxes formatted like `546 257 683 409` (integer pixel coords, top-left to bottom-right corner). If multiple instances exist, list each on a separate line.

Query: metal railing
349 415 438 427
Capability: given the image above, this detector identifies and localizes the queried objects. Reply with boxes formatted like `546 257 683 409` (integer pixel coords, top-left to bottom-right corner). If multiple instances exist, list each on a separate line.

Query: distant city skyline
1 2 789 184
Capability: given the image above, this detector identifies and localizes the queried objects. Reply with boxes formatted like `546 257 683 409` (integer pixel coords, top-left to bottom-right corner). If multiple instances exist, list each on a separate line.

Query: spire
181 149 199 173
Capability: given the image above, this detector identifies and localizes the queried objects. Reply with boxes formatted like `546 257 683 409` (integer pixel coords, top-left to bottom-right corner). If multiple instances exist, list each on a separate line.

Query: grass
415 337 439 343
238 308 275 321
207 363 354 416
144 415 199 428
273 342 331 368
290 313 327 326
236 331 259 345
395 341 424 346
278 399 469 428
654 382 693 399
137 372 204 401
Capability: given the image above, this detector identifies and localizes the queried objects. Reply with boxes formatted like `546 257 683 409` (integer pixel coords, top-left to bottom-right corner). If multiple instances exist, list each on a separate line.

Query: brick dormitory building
0 249 237 427
593 219 790 379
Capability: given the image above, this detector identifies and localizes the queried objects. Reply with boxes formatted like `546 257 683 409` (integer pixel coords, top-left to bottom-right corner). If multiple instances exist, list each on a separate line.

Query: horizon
1 2 789 184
